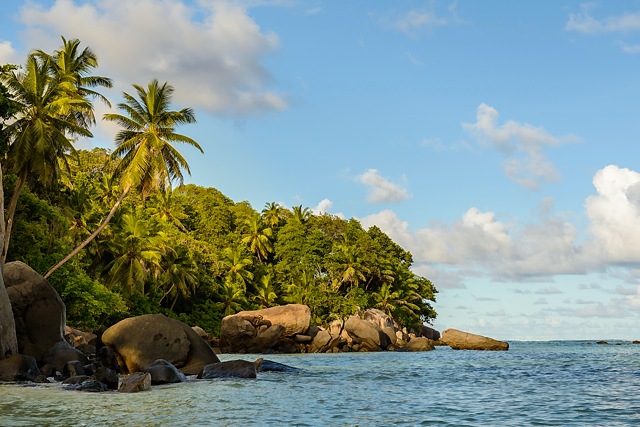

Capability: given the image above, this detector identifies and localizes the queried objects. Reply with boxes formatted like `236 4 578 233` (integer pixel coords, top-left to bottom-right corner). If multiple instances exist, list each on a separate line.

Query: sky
2 0 640 341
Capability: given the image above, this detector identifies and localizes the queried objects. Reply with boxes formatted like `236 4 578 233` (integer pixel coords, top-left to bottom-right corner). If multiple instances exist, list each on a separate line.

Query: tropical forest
0 37 437 336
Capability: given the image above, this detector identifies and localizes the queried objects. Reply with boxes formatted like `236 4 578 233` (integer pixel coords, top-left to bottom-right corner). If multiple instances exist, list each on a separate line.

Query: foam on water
1 341 639 426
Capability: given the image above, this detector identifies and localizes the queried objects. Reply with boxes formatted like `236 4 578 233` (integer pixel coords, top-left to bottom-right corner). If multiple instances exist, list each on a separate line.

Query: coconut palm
104 212 164 294
220 246 254 289
2 53 93 262
261 202 283 228
291 205 311 224
45 79 202 278
159 245 198 309
36 36 112 128
241 215 273 263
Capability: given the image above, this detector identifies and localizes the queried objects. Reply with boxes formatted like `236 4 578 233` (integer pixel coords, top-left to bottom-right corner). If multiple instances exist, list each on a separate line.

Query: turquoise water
1 341 639 426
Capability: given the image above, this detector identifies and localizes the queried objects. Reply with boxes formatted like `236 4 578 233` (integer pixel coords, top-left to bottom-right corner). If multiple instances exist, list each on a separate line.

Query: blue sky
2 0 640 340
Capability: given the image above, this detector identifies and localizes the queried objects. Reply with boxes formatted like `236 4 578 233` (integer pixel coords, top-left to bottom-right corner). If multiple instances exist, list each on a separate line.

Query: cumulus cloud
15 0 286 117
359 164 640 287
464 103 579 190
357 169 410 203
584 165 640 264
566 4 640 34
312 198 344 218
0 41 19 64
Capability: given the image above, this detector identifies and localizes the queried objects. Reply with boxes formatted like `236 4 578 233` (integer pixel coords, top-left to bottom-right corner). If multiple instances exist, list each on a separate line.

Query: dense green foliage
1 39 437 335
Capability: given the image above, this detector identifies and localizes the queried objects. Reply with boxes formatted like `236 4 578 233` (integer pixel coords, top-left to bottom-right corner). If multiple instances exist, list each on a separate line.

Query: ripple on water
1 343 640 426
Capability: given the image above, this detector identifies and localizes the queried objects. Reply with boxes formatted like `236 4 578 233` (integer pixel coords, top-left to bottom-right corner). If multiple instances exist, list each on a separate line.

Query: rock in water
401 337 435 352
441 328 509 351
118 372 151 393
102 314 219 375
142 359 187 384
257 359 303 374
201 359 263 379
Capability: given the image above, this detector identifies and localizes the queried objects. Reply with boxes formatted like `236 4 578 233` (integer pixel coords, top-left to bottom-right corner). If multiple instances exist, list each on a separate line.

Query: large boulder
0 270 18 359
102 314 220 375
345 316 384 347
220 304 311 353
4 261 66 361
441 328 509 351
231 304 311 337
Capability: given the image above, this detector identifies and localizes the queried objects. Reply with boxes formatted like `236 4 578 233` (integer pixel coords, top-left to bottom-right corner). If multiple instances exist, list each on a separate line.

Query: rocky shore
0 261 509 393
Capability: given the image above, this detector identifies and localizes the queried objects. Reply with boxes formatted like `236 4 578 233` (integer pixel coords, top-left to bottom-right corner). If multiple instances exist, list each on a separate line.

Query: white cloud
584 165 640 264
313 198 344 219
357 169 410 203
0 41 19 64
566 4 640 34
15 0 286 117
360 165 640 286
464 103 578 190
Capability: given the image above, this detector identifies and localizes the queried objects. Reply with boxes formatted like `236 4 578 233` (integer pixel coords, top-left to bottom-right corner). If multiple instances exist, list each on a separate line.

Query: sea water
1 341 639 426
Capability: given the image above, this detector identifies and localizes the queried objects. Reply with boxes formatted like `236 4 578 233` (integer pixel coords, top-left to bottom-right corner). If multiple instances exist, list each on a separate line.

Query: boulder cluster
0 261 510 392
218 304 444 354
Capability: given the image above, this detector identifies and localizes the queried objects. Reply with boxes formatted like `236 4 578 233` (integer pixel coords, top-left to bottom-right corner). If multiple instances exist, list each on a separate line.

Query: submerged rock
257 359 304 374
201 359 263 379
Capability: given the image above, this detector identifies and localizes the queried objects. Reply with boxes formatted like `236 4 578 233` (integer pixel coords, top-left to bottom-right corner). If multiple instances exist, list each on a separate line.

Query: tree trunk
0 164 19 358
44 186 130 279
2 169 26 263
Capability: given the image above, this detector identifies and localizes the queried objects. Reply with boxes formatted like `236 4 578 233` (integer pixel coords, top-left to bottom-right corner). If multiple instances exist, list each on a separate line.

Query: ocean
1 341 639 426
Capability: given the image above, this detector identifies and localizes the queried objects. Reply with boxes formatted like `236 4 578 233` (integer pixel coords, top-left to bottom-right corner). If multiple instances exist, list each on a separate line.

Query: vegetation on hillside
0 38 437 335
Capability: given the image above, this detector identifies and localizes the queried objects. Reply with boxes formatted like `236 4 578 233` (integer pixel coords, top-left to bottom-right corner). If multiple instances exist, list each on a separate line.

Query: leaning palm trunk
2 170 27 262
44 185 130 278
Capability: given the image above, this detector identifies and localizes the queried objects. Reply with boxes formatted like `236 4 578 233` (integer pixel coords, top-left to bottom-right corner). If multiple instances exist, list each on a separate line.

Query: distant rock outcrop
441 328 509 351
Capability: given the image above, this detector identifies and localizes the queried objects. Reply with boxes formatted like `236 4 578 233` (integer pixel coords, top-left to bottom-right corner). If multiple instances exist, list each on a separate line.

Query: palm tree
36 36 112 128
45 79 202 278
241 215 273 263
219 246 254 289
291 205 311 224
261 202 283 228
2 53 93 262
148 187 189 232
104 212 164 294
253 272 278 308
159 245 198 309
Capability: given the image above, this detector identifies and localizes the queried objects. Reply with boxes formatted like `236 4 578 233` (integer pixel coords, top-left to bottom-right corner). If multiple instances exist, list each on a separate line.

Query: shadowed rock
0 354 43 382
102 314 219 375
201 358 263 379
142 359 187 384
257 359 303 374
4 262 66 362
